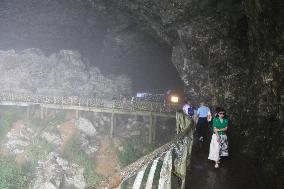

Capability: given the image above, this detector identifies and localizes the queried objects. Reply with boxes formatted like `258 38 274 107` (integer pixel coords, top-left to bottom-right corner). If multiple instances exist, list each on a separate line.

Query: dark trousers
196 117 209 143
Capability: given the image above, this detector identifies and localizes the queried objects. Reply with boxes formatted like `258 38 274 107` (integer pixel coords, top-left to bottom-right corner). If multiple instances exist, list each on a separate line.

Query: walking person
182 99 194 118
208 106 222 133
196 101 212 144
208 108 229 168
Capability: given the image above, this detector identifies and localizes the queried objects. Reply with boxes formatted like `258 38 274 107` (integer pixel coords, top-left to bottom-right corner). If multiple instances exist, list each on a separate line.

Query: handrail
0 92 173 113
93 112 194 189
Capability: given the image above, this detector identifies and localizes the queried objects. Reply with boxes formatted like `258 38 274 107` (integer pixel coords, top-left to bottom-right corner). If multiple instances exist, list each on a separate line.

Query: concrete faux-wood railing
0 92 174 115
0 92 175 143
93 112 194 189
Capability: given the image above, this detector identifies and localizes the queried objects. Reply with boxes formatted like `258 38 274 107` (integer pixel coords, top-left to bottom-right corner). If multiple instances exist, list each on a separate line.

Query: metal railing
0 92 172 113
93 112 194 189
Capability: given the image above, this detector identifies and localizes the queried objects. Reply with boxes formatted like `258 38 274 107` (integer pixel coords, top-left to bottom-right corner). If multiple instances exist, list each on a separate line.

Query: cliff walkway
0 91 175 142
0 92 265 189
93 112 266 189
0 92 174 117
185 139 266 189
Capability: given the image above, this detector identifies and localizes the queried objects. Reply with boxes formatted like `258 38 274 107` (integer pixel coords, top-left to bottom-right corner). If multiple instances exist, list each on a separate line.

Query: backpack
188 106 194 117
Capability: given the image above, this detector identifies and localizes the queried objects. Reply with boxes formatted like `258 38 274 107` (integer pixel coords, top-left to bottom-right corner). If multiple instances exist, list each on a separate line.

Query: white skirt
208 134 228 162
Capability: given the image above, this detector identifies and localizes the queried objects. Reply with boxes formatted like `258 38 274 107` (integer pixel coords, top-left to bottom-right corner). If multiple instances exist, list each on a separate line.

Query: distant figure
130 96 135 104
182 100 194 117
208 108 229 168
196 101 212 143
122 96 127 103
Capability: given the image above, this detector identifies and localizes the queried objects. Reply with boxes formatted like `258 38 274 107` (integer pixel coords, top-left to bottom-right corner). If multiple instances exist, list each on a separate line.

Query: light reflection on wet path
185 142 266 189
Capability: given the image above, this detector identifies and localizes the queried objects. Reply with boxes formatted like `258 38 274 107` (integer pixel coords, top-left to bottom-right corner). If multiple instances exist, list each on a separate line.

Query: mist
0 0 182 92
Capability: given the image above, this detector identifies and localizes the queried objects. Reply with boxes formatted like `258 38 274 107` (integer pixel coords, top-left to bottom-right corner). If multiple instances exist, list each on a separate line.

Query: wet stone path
185 142 266 189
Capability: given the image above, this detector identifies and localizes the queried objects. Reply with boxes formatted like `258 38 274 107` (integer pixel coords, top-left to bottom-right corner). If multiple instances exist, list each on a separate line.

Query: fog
0 0 182 92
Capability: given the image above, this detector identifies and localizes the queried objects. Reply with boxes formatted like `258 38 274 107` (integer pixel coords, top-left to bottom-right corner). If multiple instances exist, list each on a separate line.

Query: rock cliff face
88 0 283 188
0 49 132 98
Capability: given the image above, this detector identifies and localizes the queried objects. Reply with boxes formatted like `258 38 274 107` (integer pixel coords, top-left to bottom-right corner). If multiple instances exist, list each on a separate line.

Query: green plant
26 139 54 168
120 181 128 189
24 117 44 131
143 143 158 154
63 137 101 185
47 111 66 125
0 107 24 138
118 141 142 167
118 138 158 168
0 156 29 188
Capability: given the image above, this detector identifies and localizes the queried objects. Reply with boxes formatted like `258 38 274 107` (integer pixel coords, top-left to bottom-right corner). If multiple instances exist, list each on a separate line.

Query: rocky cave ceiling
0 0 283 108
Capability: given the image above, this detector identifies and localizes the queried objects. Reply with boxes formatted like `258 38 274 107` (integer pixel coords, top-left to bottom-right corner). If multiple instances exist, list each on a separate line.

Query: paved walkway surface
185 142 267 189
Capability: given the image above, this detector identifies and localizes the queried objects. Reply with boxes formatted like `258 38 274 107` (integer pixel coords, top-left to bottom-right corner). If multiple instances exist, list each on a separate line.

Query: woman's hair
215 107 226 118
215 107 222 113
218 108 226 113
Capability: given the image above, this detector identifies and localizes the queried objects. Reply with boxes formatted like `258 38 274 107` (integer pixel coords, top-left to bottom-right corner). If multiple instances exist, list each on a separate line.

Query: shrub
118 139 158 168
0 107 24 138
0 156 29 189
118 141 142 167
63 136 102 185
26 139 54 168
47 111 66 125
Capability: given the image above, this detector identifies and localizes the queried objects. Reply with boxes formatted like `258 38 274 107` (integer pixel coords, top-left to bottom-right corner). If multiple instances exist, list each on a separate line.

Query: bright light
170 96 179 103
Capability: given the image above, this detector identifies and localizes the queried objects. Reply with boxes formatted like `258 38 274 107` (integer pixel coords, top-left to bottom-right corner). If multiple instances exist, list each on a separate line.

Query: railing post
132 165 147 189
110 112 116 138
45 107 48 118
177 137 191 189
158 150 172 189
149 114 153 144
76 110 79 119
153 116 157 142
145 158 159 189
26 106 30 119
40 106 44 120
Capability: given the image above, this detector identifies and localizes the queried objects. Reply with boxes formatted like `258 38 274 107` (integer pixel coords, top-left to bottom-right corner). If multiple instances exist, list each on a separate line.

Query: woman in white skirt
208 109 229 168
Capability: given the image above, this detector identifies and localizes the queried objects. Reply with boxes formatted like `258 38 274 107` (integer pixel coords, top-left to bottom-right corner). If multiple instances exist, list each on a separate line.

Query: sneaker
214 163 219 168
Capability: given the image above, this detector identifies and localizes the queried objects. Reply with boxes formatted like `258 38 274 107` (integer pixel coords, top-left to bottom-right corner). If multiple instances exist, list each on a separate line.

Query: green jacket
212 117 228 135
